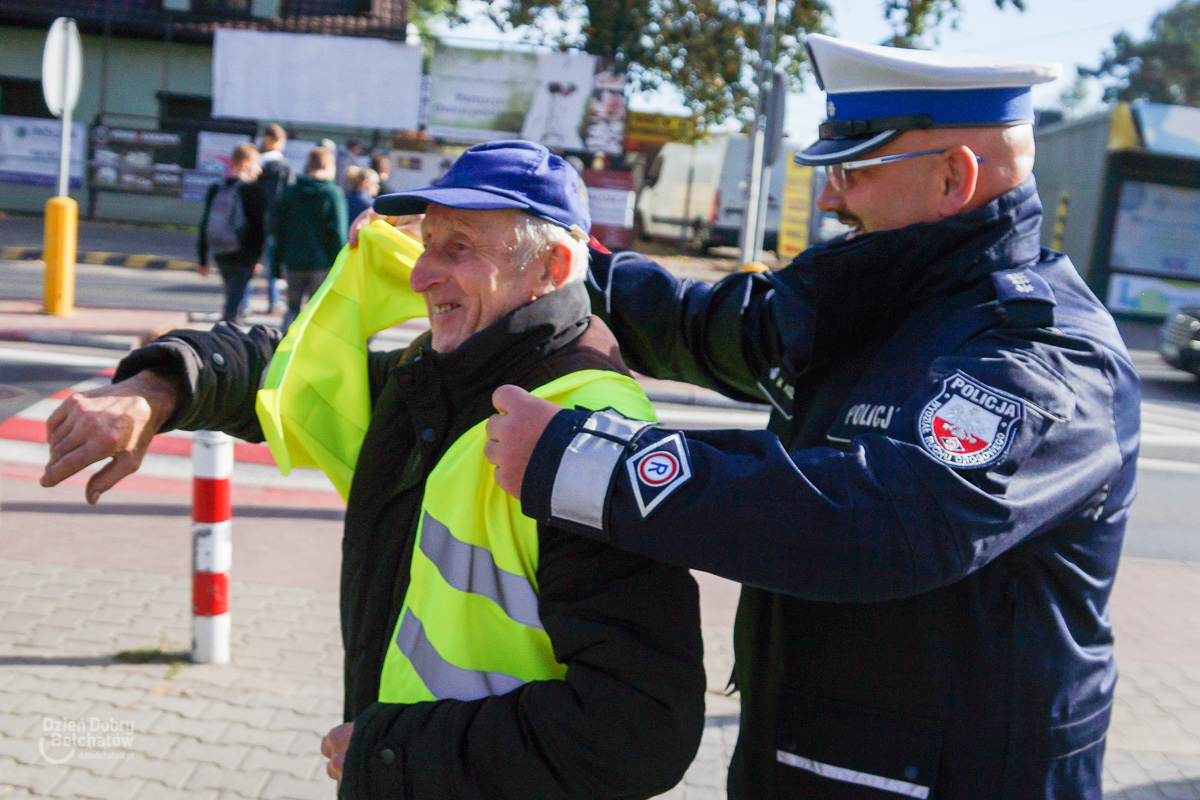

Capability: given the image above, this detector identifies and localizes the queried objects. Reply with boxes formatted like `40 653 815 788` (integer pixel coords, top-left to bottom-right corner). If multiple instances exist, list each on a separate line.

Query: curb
0 328 140 351
0 246 194 271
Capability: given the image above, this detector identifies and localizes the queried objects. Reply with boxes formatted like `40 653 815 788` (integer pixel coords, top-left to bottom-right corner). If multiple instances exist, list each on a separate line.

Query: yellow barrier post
43 195 77 316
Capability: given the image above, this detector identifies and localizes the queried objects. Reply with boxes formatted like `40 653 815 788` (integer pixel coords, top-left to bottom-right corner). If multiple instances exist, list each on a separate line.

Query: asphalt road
0 259 1196 560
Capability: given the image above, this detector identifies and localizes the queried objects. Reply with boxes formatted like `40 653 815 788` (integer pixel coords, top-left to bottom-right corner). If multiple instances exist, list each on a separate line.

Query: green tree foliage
881 0 1024 47
440 0 1025 128
1084 0 1200 106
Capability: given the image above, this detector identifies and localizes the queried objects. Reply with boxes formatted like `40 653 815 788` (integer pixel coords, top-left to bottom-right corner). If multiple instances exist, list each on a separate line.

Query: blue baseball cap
796 34 1061 166
373 140 590 233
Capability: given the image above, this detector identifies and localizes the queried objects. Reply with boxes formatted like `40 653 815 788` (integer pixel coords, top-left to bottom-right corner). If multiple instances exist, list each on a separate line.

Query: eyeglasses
824 148 985 191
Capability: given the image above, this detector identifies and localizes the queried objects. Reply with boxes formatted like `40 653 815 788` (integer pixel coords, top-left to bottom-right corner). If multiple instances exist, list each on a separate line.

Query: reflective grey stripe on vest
418 512 542 630
550 410 653 530
396 608 525 700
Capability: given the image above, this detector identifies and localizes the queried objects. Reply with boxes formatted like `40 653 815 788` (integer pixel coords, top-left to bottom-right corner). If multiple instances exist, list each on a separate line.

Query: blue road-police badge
917 371 1024 469
626 433 693 518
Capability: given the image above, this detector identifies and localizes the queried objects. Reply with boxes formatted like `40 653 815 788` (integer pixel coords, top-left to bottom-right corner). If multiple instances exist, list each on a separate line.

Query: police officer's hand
321 721 354 782
40 371 179 504
485 385 564 498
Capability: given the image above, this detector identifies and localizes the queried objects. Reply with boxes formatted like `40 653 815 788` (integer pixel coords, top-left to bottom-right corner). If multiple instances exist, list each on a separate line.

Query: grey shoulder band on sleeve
550 409 654 532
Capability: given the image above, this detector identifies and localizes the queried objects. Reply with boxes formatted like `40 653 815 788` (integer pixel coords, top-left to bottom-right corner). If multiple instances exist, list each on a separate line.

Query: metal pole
191 430 233 664
755 163 772 257
56 20 74 199
738 0 775 264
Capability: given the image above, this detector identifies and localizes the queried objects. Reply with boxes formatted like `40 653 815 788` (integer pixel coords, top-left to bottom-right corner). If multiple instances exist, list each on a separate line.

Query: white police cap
796 33 1062 166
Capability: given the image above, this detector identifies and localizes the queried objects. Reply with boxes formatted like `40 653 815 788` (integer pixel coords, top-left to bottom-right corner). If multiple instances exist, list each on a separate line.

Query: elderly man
485 36 1140 799
40 140 705 799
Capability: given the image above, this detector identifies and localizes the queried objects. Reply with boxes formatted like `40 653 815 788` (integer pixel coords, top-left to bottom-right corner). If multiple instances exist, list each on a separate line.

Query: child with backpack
197 143 267 324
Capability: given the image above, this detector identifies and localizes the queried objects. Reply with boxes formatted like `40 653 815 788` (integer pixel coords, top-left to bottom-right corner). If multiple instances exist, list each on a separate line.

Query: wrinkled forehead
421 204 523 240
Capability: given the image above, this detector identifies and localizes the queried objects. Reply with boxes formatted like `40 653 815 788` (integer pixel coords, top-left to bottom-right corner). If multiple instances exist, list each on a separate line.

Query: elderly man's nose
409 255 443 293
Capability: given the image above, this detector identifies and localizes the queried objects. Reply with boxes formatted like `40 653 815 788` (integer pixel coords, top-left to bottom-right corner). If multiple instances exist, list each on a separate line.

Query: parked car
1160 306 1200 378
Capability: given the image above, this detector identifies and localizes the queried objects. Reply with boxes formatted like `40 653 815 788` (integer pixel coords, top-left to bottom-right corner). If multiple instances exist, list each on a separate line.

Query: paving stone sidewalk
0 559 739 800
0 557 1197 799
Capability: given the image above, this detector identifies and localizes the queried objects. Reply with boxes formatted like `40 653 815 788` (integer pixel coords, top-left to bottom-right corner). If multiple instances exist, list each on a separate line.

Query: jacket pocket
775 696 944 799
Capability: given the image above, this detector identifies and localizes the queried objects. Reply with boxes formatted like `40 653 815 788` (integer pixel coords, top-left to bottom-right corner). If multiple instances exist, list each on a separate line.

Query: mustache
835 213 863 229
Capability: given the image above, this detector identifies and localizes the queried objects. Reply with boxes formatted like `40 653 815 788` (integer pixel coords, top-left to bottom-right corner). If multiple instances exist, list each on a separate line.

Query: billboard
89 127 186 197
1109 181 1200 280
213 30 423 130
426 46 598 148
0 115 85 189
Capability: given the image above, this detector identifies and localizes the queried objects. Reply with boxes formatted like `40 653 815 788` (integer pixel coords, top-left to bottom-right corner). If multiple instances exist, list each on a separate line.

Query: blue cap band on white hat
827 86 1034 128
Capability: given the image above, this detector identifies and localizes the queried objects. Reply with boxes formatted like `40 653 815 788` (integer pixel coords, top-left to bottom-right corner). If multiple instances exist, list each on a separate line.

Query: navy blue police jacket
518 179 1141 799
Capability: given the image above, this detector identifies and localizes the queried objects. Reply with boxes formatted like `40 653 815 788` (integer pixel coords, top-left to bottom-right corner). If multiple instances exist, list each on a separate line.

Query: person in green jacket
272 145 348 332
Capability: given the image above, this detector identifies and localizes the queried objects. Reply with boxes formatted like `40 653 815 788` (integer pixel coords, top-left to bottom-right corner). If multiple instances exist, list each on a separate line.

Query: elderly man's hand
40 372 179 504
485 385 564 498
321 722 354 782
348 209 424 248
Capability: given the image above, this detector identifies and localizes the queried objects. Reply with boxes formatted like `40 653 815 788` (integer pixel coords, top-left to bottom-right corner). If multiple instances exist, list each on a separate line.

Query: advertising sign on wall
90 126 185 197
1109 181 1200 280
776 159 814 259
0 115 84 188
584 68 627 156
1107 273 1200 317
623 111 695 151
426 46 597 148
213 30 423 130
388 149 457 193
583 169 635 251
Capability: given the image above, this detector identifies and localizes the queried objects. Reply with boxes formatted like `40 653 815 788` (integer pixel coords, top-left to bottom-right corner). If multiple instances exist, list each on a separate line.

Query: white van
636 134 808 253
635 138 728 244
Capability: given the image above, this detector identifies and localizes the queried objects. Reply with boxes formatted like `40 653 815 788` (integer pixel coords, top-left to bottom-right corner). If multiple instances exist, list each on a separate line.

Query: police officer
485 34 1141 799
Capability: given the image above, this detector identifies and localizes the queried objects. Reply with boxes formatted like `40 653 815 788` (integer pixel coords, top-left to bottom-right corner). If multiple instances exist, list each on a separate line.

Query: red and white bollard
191 430 233 664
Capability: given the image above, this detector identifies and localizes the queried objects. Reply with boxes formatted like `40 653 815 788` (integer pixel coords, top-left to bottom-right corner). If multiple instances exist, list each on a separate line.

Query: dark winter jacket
521 180 1140 799
114 280 706 800
257 151 294 227
197 178 266 266
272 175 349 272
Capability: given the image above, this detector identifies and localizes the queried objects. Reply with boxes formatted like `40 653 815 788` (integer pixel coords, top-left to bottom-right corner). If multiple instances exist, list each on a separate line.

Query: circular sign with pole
41 17 83 316
42 17 83 121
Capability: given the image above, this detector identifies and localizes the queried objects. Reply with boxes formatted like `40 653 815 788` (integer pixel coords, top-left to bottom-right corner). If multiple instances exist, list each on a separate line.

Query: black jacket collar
407 280 592 394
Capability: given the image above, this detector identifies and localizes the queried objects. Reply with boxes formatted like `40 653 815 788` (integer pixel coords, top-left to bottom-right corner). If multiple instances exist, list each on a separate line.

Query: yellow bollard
43 195 78 316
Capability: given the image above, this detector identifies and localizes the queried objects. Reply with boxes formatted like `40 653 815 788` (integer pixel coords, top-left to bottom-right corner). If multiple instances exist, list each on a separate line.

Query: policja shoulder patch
626 433 693 518
917 370 1024 469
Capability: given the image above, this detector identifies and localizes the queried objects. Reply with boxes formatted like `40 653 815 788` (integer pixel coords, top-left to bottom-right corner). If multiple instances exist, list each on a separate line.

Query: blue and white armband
521 406 695 539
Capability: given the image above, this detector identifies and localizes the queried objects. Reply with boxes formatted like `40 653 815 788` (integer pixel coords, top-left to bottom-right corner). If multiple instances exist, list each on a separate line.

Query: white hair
509 213 590 283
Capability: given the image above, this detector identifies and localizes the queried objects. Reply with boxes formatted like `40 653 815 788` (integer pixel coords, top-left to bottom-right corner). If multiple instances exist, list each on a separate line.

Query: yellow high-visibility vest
256 221 426 500
378 370 655 703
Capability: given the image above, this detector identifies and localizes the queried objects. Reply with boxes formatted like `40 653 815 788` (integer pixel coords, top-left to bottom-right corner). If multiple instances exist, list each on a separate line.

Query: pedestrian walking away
344 166 380 226
257 122 295 313
197 142 266 324
484 34 1141 800
38 140 706 800
272 146 348 333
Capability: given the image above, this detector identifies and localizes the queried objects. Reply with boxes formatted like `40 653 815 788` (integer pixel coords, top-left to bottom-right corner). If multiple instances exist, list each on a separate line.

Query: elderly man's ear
936 145 981 219
543 241 574 289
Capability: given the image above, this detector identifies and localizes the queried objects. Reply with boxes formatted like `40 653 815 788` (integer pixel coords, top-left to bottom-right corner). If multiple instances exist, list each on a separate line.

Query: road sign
42 18 82 119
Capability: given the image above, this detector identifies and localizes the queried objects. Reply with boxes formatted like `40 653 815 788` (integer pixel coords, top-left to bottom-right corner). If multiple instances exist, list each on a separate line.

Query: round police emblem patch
637 452 680 486
917 370 1024 469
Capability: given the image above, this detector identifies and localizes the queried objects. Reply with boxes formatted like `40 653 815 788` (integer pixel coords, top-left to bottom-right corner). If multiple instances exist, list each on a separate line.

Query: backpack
205 181 246 256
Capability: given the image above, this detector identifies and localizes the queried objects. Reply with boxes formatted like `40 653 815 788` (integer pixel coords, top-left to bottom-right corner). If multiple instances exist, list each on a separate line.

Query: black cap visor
794 129 900 166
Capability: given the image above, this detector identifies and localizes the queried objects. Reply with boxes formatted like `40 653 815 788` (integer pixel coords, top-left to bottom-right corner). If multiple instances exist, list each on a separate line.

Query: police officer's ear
936 145 981 219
